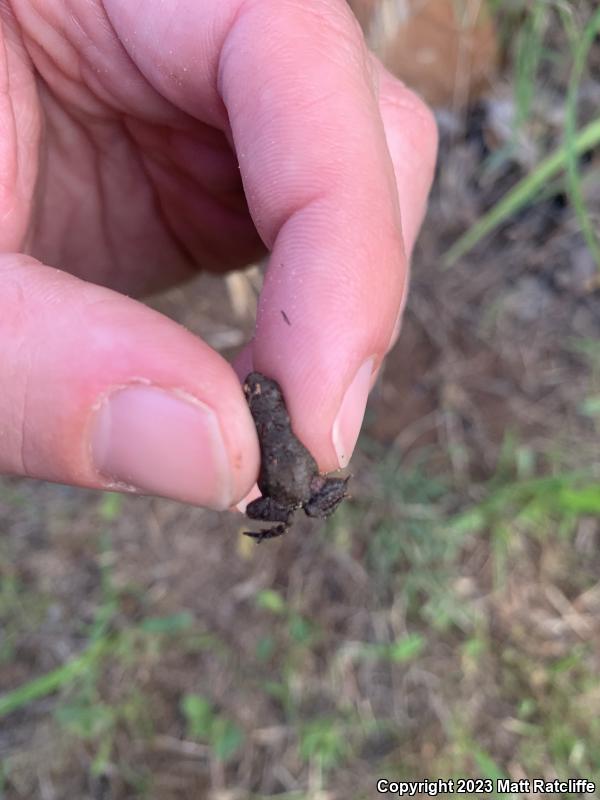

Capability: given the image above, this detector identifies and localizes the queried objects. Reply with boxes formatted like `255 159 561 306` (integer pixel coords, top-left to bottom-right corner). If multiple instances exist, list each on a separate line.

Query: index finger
219 1 436 468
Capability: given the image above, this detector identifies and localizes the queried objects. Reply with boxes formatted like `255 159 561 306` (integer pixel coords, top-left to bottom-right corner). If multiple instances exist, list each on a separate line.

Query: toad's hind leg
246 496 294 524
243 524 288 543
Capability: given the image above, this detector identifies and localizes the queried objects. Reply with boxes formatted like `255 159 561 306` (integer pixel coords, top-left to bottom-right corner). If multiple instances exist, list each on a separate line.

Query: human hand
0 0 437 508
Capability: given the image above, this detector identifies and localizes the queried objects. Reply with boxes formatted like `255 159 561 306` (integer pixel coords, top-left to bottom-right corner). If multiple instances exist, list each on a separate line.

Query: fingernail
91 385 232 509
332 358 375 468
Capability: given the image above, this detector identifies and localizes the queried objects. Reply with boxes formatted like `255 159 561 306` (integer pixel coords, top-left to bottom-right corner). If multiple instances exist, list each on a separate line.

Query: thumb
0 254 259 508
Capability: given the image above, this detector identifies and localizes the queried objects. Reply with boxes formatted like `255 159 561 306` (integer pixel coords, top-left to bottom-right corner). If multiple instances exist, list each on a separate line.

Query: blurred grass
512 0 548 135
565 7 600 268
446 3 600 268
1 442 599 793
444 116 600 266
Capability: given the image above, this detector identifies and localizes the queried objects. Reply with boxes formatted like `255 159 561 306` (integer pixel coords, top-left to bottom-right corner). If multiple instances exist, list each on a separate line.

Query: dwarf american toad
243 372 349 542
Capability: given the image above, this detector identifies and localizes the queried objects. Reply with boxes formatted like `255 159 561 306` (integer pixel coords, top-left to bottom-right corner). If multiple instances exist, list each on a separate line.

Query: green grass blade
0 611 196 719
513 0 547 133
0 640 108 719
564 8 600 269
444 116 600 267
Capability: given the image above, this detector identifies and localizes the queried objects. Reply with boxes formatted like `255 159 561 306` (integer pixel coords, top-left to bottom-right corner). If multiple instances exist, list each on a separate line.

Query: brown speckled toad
243 372 350 542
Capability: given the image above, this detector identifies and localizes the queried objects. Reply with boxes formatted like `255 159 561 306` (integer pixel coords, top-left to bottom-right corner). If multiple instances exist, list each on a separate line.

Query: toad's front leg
305 476 350 518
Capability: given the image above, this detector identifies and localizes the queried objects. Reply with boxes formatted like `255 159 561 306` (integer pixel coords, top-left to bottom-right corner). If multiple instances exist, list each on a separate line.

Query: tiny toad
243 372 349 542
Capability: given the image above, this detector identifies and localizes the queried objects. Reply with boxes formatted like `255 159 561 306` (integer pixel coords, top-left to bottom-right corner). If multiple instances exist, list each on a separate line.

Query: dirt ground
1 3 600 799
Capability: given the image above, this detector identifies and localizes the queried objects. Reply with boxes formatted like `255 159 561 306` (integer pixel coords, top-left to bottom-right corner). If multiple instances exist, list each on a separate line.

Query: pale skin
0 0 438 510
